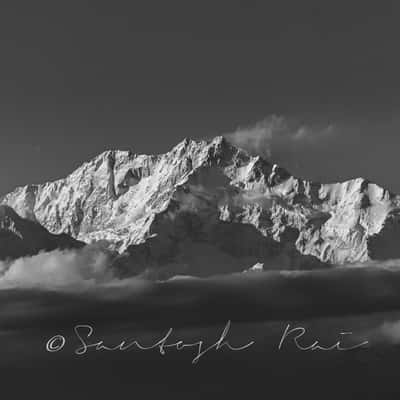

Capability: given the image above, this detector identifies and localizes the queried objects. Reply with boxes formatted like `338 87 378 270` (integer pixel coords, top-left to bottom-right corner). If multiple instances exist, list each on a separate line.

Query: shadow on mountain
115 211 327 279
368 210 400 260
0 205 84 260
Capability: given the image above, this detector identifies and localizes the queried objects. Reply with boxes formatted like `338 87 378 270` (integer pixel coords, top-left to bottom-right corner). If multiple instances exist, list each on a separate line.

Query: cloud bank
0 244 115 289
3 243 400 350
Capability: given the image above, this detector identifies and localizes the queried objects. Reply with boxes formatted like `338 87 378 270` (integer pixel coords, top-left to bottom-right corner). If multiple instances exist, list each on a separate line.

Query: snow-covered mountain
2 136 400 276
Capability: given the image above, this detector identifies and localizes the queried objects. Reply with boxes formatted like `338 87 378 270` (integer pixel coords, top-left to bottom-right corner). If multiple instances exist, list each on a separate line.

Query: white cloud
375 320 400 344
0 244 115 289
224 115 336 160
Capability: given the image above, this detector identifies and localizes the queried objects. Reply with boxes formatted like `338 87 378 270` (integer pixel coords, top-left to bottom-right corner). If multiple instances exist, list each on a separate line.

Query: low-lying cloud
2 250 400 370
4 243 400 350
0 244 115 289
374 320 400 344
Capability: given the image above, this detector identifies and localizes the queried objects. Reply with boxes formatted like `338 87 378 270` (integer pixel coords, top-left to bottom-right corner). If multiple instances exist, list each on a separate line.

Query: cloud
0 244 116 289
224 115 336 160
374 320 400 344
2 241 400 340
3 253 400 369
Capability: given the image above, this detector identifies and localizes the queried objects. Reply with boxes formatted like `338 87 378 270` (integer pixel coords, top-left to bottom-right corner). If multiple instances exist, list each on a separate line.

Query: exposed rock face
2 136 400 275
0 205 84 260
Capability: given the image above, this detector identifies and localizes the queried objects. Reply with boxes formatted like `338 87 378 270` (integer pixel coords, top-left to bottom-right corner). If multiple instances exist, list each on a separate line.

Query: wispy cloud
224 115 336 160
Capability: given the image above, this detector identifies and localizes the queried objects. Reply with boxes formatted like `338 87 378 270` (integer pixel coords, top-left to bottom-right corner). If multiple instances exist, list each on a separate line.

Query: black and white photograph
1 1 400 398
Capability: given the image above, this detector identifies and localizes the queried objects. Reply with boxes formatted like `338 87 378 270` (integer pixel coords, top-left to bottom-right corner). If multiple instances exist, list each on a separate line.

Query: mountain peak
1 135 400 275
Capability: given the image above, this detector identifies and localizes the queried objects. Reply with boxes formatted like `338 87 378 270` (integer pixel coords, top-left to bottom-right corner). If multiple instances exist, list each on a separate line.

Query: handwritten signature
45 322 369 363
278 324 369 351
45 321 254 364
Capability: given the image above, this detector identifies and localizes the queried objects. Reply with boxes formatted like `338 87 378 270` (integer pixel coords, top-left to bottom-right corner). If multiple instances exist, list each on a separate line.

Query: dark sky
1 1 400 194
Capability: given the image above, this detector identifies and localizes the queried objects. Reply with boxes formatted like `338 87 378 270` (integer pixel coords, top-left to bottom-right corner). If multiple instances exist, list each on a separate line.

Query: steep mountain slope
2 136 400 275
0 205 84 260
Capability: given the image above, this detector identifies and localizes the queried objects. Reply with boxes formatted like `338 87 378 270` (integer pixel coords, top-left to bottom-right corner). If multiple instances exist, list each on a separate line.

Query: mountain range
1 136 399 278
